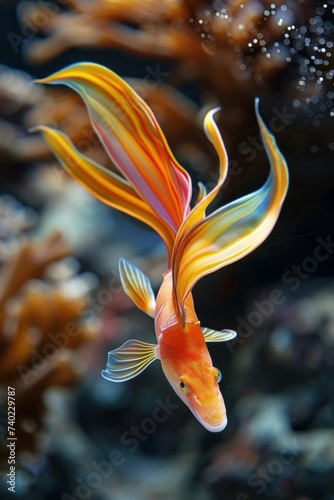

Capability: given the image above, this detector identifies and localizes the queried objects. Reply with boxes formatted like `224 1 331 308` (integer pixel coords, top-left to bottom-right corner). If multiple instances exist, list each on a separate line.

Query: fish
34 62 289 432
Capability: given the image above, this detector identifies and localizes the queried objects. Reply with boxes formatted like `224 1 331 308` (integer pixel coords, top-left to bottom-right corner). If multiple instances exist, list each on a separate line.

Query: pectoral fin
202 327 237 342
119 258 156 317
102 339 158 382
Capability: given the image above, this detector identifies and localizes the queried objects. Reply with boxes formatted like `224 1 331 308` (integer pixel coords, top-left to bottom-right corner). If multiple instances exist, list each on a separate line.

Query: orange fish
35 63 289 431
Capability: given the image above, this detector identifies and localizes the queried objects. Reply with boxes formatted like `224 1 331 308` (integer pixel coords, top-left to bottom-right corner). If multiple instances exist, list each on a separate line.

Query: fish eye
179 379 187 392
213 368 222 383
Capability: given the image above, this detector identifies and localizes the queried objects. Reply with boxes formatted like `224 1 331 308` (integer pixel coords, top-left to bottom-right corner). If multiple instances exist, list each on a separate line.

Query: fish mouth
202 416 228 433
193 408 228 432
189 395 228 433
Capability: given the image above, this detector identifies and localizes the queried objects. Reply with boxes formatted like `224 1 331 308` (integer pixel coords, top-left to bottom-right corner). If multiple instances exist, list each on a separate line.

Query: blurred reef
0 0 333 499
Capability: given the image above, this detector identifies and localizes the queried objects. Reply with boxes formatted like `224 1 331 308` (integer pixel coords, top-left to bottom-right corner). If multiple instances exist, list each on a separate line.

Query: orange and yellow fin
118 258 156 318
33 125 176 250
173 99 289 311
36 62 192 260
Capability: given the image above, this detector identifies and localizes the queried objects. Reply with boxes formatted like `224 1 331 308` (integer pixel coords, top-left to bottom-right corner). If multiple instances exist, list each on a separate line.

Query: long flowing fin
33 125 175 251
172 108 228 261
101 339 158 382
194 182 207 205
119 258 156 317
202 328 237 342
171 108 228 317
173 99 289 310
36 62 192 260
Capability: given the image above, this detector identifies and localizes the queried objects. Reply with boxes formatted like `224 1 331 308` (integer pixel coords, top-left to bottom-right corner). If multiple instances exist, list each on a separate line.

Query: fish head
158 322 227 432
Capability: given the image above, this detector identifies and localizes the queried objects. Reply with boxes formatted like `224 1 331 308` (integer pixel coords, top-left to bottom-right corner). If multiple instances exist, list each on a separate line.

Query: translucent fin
119 258 156 317
202 328 237 342
101 339 158 382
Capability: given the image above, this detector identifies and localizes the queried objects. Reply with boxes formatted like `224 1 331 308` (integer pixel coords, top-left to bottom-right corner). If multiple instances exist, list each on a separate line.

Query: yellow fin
36 62 192 262
102 339 158 382
202 327 237 342
119 258 156 317
32 125 175 253
173 100 289 309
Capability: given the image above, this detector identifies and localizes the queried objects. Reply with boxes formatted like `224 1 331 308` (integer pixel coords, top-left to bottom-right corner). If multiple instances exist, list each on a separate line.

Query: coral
19 0 190 64
19 0 333 109
0 195 36 262
0 230 97 453
16 0 334 171
0 65 109 170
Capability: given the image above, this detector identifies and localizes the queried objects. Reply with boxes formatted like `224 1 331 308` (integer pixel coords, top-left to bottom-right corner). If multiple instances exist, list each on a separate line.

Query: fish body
112 259 232 431
35 62 289 431
155 271 227 432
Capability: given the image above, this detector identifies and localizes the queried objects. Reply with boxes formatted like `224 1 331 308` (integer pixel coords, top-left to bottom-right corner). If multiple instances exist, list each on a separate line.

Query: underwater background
0 0 333 499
